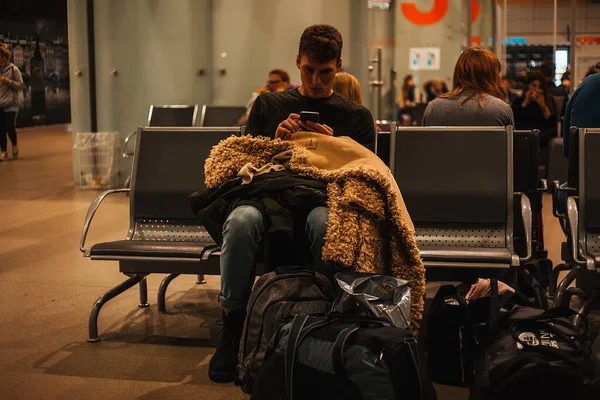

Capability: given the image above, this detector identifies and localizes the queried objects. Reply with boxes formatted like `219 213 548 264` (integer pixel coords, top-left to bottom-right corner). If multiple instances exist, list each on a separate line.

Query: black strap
285 315 309 400
535 307 589 334
325 312 393 327
405 337 425 400
285 315 337 400
332 325 360 379
489 278 500 330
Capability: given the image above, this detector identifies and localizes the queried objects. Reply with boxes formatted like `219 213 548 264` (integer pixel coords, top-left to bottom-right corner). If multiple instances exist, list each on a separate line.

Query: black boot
208 309 246 383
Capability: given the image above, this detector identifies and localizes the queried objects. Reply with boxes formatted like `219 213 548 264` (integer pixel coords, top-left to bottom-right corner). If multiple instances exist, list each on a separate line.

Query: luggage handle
275 266 315 275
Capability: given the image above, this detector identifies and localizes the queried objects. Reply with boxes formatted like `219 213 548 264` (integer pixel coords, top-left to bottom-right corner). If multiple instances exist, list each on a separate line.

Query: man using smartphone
208 24 375 384
246 25 374 150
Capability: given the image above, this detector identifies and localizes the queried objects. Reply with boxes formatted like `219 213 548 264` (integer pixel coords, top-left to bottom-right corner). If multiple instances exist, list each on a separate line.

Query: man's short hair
298 24 342 63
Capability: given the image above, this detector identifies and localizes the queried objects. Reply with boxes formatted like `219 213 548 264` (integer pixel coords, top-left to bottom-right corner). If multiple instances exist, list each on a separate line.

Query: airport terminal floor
0 125 599 399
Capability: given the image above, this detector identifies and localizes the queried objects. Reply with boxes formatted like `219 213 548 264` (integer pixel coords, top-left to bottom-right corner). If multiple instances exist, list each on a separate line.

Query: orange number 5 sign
401 0 480 26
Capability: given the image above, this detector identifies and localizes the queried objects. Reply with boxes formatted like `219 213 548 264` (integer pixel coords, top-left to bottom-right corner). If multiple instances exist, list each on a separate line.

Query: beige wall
211 0 353 106
505 3 600 45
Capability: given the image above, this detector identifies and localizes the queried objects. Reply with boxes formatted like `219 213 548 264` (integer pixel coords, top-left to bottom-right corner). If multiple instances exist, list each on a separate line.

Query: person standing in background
397 74 418 124
0 44 24 161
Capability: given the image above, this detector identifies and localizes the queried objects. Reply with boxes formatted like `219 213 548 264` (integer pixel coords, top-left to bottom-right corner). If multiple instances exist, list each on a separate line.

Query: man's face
0 57 7 68
296 54 341 98
267 73 285 92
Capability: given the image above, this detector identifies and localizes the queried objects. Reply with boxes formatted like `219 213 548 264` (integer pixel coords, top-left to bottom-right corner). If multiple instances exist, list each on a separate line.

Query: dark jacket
189 170 328 264
562 73 600 157
512 95 558 147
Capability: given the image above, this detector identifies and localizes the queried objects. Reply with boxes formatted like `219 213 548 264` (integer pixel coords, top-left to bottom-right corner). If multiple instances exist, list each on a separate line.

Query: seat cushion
420 248 513 264
90 240 217 259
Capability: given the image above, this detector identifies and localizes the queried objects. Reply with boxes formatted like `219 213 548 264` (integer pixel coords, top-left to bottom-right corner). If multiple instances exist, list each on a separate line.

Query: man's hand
298 120 334 136
0 76 9 85
275 114 334 140
275 113 302 139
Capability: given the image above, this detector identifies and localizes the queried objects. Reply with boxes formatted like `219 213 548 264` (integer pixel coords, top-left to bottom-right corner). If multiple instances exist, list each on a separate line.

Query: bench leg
554 266 578 308
548 263 573 298
562 287 587 310
138 277 149 308
573 290 599 330
88 274 145 343
196 274 206 284
158 273 180 313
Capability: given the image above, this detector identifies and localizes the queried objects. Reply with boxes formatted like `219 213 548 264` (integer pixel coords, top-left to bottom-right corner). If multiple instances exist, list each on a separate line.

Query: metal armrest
552 180 577 218
566 197 584 266
566 197 596 271
80 188 130 254
537 179 548 192
516 192 533 263
121 131 137 159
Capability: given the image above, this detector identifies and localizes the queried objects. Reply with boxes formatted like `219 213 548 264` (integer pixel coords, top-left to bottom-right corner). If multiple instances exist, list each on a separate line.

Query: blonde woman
0 44 24 161
333 71 363 105
333 71 381 132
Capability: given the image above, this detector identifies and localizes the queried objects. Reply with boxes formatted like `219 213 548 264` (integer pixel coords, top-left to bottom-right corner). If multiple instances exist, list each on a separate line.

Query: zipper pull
375 348 385 364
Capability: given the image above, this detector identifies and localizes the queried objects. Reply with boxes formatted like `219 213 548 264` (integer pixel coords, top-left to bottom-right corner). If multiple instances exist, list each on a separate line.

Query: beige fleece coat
204 133 425 331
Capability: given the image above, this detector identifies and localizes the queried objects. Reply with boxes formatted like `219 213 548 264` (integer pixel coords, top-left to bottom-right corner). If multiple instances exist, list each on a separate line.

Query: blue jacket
563 73 600 157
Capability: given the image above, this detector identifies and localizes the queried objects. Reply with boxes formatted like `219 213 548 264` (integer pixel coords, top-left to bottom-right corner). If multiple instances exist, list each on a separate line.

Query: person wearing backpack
0 44 24 161
207 24 375 384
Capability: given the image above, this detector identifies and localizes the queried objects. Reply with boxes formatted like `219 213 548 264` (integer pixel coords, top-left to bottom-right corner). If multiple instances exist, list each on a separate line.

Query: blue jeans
218 205 329 310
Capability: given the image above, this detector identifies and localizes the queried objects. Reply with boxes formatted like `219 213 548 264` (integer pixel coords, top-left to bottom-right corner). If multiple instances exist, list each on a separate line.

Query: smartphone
300 111 319 124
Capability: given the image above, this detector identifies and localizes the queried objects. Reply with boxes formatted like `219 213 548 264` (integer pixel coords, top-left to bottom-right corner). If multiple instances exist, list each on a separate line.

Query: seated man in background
238 68 290 125
208 23 375 384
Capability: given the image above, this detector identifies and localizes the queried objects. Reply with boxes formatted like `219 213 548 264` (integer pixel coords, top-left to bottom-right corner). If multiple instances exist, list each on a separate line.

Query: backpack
425 282 598 398
237 266 335 393
425 280 525 386
251 313 437 400
470 307 599 400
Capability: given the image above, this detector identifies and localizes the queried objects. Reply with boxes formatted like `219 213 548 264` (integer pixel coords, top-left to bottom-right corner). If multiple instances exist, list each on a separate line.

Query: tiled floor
0 125 596 399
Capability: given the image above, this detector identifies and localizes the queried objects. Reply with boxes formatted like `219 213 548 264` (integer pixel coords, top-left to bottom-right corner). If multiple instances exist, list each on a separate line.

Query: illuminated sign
506 37 527 46
401 0 480 25
368 0 392 10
